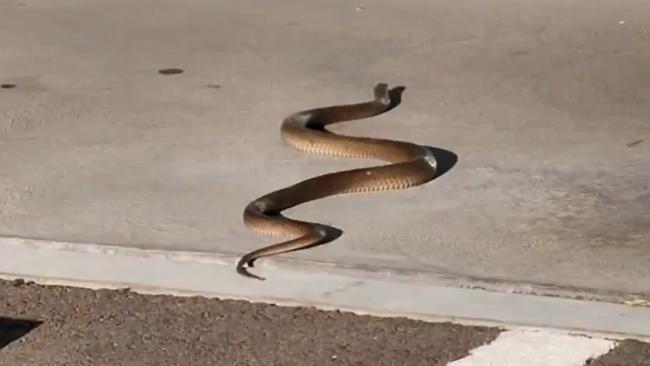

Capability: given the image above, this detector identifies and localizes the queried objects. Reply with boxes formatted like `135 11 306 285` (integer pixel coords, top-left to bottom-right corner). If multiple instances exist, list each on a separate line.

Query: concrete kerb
1 235 650 340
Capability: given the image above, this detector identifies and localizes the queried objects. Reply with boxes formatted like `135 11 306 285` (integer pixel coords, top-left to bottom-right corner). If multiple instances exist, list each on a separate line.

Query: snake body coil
238 83 437 280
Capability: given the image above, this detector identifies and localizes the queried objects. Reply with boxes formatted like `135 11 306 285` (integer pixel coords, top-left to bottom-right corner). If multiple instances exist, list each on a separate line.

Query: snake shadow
388 85 458 178
298 85 458 252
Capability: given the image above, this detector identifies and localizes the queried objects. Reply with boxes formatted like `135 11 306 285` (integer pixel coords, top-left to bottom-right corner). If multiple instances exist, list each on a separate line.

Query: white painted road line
448 329 616 366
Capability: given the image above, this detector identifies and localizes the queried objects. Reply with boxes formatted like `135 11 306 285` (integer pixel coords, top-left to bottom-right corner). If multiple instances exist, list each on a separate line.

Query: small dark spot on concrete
158 68 184 75
206 84 221 89
626 139 644 147
1 83 17 89
510 49 531 57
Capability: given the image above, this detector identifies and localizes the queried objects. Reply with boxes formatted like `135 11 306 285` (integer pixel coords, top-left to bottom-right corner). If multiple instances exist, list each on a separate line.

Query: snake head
373 83 391 106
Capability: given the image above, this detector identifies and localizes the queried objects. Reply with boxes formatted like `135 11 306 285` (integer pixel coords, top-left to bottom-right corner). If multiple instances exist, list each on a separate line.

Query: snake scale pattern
238 83 437 280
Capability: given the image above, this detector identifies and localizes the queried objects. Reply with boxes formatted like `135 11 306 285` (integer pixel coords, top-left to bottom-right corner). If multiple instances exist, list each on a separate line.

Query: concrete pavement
4 279 648 366
1 0 649 336
4 237 650 339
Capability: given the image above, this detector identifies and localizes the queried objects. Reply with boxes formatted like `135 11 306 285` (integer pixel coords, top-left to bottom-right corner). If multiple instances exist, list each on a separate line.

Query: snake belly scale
238 83 437 280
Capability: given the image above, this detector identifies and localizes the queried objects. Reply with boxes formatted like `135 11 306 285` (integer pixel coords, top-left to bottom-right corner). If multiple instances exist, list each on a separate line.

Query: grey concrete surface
1 0 649 295
3 237 650 339
0 278 501 366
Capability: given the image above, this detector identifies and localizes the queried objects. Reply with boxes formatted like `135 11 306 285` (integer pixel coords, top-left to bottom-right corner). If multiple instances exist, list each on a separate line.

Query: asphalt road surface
0 279 648 366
